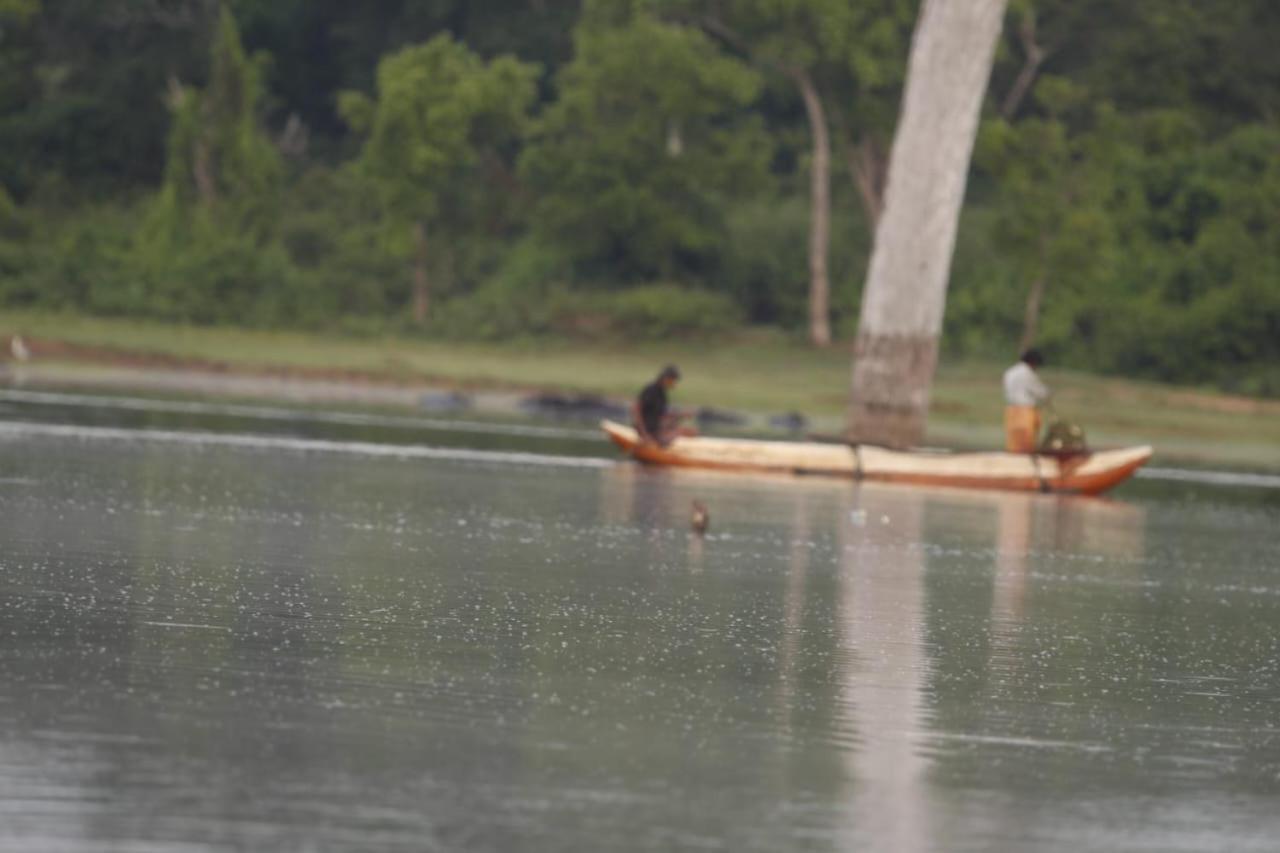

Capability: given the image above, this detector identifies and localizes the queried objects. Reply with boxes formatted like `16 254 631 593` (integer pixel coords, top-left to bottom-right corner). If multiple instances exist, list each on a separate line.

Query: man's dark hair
1020 349 1044 368
659 364 681 381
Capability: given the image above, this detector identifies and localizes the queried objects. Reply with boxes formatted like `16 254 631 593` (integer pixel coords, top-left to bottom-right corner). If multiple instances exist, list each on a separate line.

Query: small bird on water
691 500 709 535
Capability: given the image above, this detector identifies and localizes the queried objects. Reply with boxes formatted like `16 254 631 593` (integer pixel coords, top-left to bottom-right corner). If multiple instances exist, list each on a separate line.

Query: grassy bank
4 310 1279 471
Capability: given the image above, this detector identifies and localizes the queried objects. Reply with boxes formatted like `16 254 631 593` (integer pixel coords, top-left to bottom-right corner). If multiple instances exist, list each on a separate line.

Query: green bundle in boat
1041 419 1088 453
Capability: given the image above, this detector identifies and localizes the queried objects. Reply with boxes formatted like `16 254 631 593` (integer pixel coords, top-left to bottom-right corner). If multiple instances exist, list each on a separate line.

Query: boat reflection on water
840 485 1147 850
596 460 1150 848
991 492 1147 650
7 423 1270 852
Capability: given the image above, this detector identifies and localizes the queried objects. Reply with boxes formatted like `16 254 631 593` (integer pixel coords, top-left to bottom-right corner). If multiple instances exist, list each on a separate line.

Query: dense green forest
1 0 1278 393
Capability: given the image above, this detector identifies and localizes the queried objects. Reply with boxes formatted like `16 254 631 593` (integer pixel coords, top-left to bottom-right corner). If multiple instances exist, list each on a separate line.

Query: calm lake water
1 395 1278 851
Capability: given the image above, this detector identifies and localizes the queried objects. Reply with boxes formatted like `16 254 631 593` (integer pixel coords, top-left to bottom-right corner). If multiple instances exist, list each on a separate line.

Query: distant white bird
9 335 29 362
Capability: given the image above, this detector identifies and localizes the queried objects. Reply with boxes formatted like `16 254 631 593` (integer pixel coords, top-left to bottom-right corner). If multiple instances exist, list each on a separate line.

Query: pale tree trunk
846 137 886 232
1019 272 1046 353
791 68 832 348
848 0 1008 447
1018 233 1050 352
694 17 833 346
411 220 430 324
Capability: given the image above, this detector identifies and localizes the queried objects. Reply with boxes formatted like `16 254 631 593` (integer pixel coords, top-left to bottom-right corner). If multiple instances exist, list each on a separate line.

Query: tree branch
846 137 886 230
689 14 796 77
1000 10 1051 119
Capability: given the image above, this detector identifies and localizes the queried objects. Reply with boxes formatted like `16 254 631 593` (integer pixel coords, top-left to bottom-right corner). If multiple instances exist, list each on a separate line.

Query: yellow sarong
1004 405 1041 453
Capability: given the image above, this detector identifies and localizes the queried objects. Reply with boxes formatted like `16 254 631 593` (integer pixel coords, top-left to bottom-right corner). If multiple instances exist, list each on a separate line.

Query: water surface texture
1 421 1278 851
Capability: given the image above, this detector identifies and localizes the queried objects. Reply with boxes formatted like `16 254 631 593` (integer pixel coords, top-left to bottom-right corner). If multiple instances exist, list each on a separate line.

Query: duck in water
691 500 709 536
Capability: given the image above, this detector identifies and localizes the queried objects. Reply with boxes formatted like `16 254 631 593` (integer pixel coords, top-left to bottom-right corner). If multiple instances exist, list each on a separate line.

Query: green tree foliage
1098 120 1280 392
125 5 290 324
646 0 915 213
964 94 1280 393
620 0 914 344
342 34 539 322
520 13 768 284
970 77 1117 351
944 0 1280 394
1 0 1279 394
0 4 287 323
149 5 281 240
0 0 213 197
0 186 31 283
0 0 37 21
232 0 579 139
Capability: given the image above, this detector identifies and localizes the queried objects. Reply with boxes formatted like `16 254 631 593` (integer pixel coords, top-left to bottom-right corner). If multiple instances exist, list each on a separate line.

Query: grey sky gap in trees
848 0 1007 447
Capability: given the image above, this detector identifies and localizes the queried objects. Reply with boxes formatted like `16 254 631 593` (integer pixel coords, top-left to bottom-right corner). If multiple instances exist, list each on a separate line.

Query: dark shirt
637 380 668 436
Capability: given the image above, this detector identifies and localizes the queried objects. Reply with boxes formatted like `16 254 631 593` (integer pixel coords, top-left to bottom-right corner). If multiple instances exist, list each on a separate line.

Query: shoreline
4 359 1278 475
3 313 1279 473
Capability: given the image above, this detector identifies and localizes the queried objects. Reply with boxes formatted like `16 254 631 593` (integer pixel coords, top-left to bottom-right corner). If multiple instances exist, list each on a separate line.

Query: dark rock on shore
695 406 747 428
419 391 472 412
769 411 808 433
518 392 628 421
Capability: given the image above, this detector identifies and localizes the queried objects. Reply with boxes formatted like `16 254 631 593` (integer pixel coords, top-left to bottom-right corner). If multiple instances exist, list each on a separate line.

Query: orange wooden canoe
601 420 1152 496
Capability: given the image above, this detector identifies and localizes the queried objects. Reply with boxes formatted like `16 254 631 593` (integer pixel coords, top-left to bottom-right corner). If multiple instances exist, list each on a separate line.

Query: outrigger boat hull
601 421 1152 496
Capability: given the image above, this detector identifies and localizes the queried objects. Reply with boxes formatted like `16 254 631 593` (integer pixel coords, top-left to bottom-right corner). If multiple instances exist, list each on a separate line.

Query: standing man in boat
633 365 691 447
1003 349 1050 453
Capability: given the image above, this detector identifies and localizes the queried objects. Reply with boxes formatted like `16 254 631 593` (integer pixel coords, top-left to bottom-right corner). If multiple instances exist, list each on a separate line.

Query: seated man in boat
633 365 694 447
1002 349 1050 453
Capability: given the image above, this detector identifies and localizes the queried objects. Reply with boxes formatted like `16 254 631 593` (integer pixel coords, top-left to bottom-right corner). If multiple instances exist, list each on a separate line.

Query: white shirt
1003 362 1049 406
